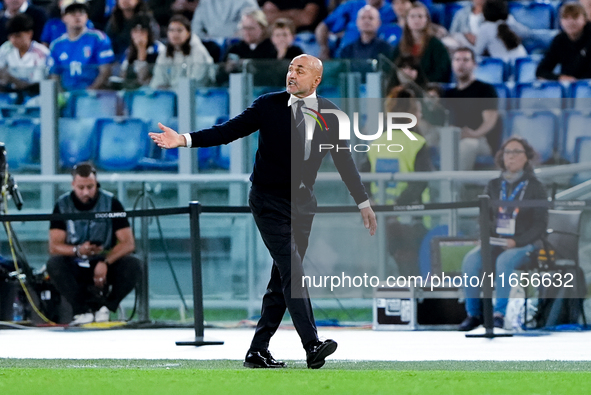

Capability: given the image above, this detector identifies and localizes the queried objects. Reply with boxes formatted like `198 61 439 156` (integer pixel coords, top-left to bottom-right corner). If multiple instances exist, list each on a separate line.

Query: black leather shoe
306 339 337 369
458 315 483 331
243 350 286 369
260 349 286 368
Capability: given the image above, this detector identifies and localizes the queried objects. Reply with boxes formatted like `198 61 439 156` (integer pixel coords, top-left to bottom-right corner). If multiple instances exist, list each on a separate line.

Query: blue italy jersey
48 29 115 91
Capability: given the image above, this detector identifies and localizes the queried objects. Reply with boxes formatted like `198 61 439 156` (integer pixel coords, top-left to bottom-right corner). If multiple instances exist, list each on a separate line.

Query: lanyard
499 180 528 217
500 180 527 201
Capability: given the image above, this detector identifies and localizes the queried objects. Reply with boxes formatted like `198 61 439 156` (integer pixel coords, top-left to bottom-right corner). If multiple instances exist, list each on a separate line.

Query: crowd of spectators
0 0 584 91
0 1 581 327
0 0 589 173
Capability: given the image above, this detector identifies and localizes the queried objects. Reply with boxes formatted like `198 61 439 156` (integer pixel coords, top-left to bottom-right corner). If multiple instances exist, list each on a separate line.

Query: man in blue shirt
48 0 115 91
337 5 395 60
315 0 395 59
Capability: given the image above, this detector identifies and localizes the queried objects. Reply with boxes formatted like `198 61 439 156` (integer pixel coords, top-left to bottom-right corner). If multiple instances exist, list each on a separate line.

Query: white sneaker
70 312 94 326
94 306 110 323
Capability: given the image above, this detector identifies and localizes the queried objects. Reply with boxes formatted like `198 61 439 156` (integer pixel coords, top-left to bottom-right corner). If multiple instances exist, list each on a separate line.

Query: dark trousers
248 186 318 351
46 255 141 315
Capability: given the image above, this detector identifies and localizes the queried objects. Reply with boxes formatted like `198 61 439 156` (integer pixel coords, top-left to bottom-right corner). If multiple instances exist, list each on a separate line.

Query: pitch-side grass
1 360 591 395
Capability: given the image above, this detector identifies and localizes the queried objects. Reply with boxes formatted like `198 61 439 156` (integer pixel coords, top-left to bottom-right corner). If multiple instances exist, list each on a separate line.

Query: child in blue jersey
48 0 115 91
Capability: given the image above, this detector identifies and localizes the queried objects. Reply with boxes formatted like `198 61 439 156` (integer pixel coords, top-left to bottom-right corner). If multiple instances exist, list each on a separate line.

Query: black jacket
224 38 277 60
485 170 548 247
536 22 591 80
189 91 368 204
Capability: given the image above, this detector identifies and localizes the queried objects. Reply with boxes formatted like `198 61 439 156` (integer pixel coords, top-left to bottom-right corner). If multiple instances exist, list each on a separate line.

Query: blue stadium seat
96 118 149 171
506 110 558 163
522 29 559 54
150 116 230 171
475 57 507 84
509 1 554 29
569 80 591 110
58 117 97 169
493 83 511 110
195 88 229 130
125 90 177 131
0 118 40 170
514 56 542 83
571 136 591 184
444 1 470 30
67 90 121 118
562 110 591 163
197 116 230 171
140 117 179 171
514 81 565 109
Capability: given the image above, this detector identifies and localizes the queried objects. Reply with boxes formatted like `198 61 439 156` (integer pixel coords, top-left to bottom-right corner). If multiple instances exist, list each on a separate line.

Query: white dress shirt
288 91 317 161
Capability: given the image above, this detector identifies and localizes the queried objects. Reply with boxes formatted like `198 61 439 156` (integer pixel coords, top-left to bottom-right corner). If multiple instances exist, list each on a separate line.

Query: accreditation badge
496 212 516 236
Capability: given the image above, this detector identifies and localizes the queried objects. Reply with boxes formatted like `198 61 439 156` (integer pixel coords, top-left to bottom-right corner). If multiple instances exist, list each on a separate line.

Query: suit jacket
190 90 368 204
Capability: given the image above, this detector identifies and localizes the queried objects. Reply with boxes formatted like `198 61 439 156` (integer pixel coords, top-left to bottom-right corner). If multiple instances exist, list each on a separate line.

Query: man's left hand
360 206 377 236
94 261 108 288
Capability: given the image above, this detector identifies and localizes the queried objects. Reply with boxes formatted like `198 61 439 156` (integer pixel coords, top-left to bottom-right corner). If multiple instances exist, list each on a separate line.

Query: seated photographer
46 163 141 326
459 137 548 331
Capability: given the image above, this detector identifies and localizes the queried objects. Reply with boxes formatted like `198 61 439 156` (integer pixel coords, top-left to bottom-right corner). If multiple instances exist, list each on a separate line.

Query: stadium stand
0 118 40 170
506 109 559 163
125 89 177 131
562 110 591 163
58 117 97 169
514 81 566 110
475 57 508 84
572 136 591 183
66 90 122 118
96 118 149 171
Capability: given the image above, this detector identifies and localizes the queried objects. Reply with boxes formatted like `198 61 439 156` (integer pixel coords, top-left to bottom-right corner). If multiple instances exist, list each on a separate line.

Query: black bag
536 266 586 328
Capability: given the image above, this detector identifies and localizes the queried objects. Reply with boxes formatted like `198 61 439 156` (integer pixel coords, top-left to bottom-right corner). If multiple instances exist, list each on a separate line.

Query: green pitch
2 360 591 395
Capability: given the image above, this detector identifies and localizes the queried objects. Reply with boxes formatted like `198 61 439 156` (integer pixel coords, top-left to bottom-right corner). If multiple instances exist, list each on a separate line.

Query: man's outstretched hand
149 123 187 149
361 206 377 236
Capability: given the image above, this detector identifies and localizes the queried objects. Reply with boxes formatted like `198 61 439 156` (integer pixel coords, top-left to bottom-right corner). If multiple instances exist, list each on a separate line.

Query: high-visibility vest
366 130 430 205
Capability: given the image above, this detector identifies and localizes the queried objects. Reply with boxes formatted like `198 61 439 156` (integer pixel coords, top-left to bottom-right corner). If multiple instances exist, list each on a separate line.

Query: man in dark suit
150 54 377 369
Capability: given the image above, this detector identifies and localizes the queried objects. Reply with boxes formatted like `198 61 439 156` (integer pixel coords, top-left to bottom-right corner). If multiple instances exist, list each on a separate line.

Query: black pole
466 195 512 338
176 201 223 346
480 195 494 336
138 183 150 322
